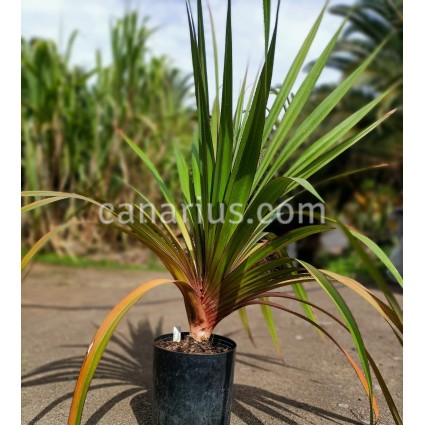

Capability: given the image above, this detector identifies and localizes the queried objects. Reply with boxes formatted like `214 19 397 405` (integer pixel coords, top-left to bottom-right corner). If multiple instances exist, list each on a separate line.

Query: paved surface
22 264 402 424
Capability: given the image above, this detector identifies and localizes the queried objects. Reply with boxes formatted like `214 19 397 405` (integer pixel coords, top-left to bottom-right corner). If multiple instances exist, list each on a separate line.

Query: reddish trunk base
189 323 214 341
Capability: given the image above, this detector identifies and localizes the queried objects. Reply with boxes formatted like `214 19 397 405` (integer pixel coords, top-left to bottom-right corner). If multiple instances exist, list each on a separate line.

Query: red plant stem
175 282 215 340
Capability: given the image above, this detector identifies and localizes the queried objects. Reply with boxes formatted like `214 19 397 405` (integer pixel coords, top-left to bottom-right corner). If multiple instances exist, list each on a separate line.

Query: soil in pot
153 333 236 425
155 334 230 354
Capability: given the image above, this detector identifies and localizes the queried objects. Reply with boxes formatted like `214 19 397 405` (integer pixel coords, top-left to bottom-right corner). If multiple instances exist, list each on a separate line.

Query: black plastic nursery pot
153 332 237 425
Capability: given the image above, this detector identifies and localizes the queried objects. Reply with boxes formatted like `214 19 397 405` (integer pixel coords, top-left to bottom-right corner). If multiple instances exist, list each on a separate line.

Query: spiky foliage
296 0 403 242
324 0 403 161
22 1 403 424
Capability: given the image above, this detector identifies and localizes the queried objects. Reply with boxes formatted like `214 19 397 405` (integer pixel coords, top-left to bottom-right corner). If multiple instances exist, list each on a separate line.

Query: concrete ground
22 264 402 424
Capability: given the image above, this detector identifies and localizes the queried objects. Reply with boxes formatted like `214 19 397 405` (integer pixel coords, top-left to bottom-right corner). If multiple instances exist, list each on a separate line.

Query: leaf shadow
22 319 362 424
22 319 159 425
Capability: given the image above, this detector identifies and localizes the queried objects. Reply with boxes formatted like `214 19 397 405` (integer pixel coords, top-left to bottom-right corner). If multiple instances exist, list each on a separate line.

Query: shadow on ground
22 319 362 425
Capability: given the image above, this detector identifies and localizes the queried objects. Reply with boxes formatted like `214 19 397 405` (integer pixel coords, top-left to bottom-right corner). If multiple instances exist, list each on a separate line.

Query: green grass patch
23 250 166 272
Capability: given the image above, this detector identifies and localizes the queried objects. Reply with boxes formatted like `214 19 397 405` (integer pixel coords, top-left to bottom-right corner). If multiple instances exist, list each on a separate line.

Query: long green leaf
118 130 193 252
263 0 271 53
322 269 402 338
254 16 345 191
263 2 328 145
213 0 233 203
351 230 403 288
294 110 396 181
174 144 191 204
287 85 398 176
208 7 281 280
298 261 374 423
238 307 256 346
269 39 388 176
291 283 322 337
286 177 324 203
245 298 380 420
257 291 402 424
336 220 402 320
261 298 284 361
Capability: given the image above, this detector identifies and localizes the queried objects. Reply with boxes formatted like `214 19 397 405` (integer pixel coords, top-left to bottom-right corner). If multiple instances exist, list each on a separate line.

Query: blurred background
21 0 403 280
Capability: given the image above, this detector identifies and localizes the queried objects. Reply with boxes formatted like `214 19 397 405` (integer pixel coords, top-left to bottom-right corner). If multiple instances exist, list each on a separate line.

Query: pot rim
153 332 237 357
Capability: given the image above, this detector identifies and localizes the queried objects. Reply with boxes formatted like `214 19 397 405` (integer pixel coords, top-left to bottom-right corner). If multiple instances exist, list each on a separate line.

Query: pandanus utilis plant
21 1 403 424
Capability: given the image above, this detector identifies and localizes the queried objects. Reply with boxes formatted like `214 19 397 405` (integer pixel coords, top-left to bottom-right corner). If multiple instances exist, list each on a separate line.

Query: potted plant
22 0 403 424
